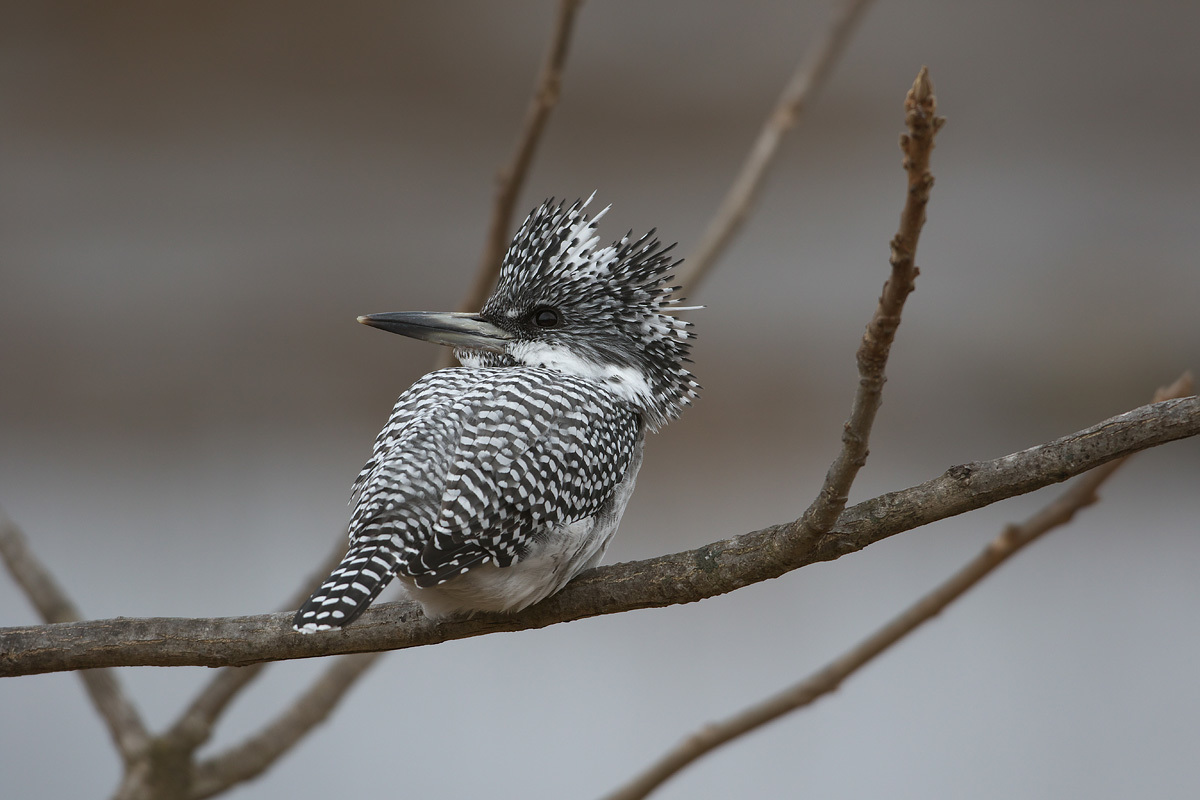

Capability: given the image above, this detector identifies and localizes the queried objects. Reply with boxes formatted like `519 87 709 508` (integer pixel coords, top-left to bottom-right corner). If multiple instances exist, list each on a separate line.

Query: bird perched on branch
293 196 699 632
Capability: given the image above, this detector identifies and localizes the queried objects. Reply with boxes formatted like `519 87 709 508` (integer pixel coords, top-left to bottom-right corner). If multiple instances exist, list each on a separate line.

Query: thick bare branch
1 393 1195 677
801 66 942 536
604 372 1195 800
190 653 381 799
675 0 875 292
0 506 149 759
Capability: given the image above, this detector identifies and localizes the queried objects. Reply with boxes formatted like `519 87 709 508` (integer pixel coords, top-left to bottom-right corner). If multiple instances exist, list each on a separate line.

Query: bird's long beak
357 311 513 352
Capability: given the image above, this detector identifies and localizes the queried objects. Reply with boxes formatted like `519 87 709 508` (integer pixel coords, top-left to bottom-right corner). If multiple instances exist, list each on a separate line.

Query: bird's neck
457 341 657 413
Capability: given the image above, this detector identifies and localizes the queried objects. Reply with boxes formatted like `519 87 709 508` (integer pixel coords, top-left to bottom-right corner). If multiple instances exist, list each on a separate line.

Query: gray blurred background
2 1 1198 798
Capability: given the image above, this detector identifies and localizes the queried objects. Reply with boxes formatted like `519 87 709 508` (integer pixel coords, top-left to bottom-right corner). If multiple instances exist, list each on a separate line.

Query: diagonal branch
190 653 382 799
0 506 150 760
173 34 896 780
675 0 875 293
602 372 1195 800
2 392 1196 677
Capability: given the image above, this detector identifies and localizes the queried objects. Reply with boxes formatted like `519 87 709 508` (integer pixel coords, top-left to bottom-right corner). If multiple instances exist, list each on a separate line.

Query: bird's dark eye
530 306 561 329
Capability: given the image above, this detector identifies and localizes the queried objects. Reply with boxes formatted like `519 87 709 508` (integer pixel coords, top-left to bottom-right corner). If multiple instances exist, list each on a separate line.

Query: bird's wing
295 369 488 631
351 367 482 499
352 369 640 588
414 370 641 585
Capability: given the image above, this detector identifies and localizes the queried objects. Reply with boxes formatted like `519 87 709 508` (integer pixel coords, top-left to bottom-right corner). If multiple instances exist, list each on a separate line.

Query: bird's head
360 196 699 429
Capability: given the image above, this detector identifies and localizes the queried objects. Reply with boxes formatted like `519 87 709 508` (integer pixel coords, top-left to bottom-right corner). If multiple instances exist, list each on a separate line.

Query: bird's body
294 197 697 632
340 367 644 619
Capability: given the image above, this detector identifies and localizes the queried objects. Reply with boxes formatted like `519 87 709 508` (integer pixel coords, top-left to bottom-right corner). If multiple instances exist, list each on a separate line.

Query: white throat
503 341 655 408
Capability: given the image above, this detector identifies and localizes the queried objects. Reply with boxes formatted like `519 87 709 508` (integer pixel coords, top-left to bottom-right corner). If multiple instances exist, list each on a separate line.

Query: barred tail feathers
293 542 402 633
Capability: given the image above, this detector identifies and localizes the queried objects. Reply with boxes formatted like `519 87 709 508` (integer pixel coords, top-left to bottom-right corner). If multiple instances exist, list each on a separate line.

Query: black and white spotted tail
294 541 402 632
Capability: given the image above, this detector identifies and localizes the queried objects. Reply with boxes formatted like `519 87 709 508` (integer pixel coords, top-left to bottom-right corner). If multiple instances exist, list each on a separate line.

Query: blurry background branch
435 0 584 370
190 653 381 799
190 1 588 788
0 507 149 761
674 0 874 292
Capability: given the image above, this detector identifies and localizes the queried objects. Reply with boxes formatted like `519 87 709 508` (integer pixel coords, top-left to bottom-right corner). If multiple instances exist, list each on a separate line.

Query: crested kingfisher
294 196 698 632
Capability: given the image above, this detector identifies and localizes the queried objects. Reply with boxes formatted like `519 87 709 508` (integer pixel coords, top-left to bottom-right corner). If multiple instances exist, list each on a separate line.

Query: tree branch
598 68 943 799
801 65 941 536
190 653 382 799
1 393 1195 678
0 506 150 759
469 0 583 310
603 371 1195 800
674 0 875 292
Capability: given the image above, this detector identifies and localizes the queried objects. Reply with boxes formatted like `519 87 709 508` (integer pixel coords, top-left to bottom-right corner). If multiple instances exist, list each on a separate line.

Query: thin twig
190 653 382 799
2 392 1196 677
0 507 150 760
603 372 1195 800
435 0 583 369
800 66 944 536
675 0 875 293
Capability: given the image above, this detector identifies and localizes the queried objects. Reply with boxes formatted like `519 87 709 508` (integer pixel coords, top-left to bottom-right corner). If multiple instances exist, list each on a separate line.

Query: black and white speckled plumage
294 197 697 632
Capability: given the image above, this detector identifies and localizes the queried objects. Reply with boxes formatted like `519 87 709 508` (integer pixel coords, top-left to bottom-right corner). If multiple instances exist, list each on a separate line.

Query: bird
293 196 699 633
